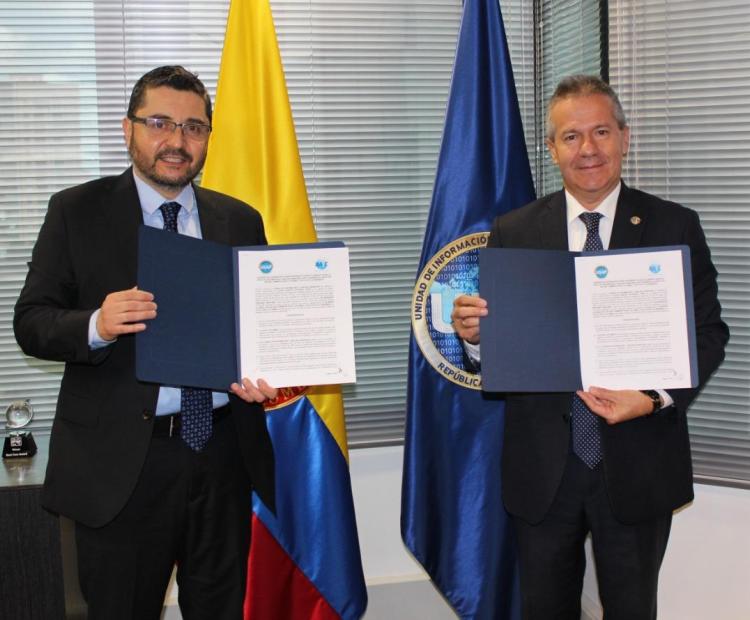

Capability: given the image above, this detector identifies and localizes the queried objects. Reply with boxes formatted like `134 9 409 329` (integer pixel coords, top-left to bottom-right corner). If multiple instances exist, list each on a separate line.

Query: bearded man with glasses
14 66 277 619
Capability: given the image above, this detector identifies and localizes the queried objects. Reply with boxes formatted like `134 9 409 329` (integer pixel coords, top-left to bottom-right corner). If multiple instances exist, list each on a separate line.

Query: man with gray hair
452 75 728 619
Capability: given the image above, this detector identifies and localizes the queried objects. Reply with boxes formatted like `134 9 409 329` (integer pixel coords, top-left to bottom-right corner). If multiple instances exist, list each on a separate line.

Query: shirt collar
565 182 621 226
131 168 196 216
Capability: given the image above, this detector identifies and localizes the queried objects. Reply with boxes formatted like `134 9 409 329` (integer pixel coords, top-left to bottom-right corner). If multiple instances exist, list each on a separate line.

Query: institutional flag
202 1 367 618
401 0 535 618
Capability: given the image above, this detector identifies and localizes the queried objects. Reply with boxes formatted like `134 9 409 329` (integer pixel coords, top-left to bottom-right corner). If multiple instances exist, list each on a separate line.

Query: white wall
349 446 426 583
350 446 750 619
661 484 750 618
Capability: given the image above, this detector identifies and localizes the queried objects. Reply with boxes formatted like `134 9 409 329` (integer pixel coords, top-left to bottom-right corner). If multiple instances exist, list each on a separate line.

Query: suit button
142 410 154 421
562 413 571 423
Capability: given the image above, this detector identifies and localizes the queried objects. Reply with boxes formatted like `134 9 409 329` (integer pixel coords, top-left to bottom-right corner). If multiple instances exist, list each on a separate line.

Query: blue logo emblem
649 263 661 274
412 232 488 390
315 259 328 270
259 260 273 274
595 265 608 279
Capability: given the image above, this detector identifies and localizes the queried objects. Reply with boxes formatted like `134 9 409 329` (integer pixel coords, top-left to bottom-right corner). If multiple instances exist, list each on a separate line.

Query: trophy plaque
2 399 37 459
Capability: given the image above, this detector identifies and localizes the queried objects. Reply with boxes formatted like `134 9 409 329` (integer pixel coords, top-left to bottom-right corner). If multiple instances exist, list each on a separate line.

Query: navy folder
136 226 237 391
478 246 698 392
136 226 346 391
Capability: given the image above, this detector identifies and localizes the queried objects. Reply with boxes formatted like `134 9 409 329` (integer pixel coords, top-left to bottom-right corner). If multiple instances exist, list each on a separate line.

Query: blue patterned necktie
571 211 604 468
159 202 214 452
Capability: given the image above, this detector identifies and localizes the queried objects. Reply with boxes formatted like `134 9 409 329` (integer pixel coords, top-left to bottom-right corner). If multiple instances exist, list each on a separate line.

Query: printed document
235 245 356 388
575 249 692 390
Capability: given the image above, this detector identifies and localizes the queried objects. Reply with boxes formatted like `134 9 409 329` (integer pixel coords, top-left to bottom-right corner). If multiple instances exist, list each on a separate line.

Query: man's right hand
451 295 488 344
96 287 157 341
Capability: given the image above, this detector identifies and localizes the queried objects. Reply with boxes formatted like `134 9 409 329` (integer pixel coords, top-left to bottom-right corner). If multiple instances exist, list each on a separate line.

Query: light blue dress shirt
88 169 230 414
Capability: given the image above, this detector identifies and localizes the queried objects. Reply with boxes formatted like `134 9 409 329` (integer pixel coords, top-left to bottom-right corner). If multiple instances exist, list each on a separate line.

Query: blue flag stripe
253 398 368 620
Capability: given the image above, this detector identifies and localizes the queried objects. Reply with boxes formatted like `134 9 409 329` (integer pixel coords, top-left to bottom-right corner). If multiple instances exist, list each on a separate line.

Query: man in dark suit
452 75 728 619
14 66 277 619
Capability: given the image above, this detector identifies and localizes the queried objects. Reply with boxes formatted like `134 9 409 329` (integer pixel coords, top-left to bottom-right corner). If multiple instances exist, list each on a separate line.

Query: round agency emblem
412 232 488 390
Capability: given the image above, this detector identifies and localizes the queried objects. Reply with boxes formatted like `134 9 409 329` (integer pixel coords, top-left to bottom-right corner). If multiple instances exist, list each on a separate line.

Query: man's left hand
230 377 278 403
577 387 653 425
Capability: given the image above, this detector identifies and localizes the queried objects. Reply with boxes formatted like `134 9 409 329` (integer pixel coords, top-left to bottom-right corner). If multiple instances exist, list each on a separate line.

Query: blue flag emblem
412 233 487 389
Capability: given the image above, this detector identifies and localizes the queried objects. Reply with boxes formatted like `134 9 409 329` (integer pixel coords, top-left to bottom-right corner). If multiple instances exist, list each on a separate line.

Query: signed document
574 248 695 390
479 246 698 392
235 243 356 388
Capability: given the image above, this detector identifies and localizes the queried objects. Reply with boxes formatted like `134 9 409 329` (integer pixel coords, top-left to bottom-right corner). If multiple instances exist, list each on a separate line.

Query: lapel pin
630 216 641 225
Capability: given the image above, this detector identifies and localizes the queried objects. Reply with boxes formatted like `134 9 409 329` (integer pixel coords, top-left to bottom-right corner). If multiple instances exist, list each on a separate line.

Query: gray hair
546 75 627 140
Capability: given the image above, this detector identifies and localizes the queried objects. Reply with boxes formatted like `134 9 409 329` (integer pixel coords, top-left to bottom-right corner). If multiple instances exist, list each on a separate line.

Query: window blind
538 0 602 194
0 0 230 434
609 0 749 486
0 0 535 446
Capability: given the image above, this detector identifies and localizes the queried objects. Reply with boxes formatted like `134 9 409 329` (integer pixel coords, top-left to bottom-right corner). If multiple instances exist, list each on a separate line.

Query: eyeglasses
129 115 212 141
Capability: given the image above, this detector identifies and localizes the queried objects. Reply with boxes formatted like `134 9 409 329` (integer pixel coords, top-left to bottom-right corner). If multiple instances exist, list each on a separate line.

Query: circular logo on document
595 265 608 279
649 263 662 274
259 260 273 274
411 232 488 390
315 259 328 270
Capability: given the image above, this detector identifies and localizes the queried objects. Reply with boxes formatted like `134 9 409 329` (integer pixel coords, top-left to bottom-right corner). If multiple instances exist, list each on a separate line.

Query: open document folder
136 226 356 390
478 246 698 392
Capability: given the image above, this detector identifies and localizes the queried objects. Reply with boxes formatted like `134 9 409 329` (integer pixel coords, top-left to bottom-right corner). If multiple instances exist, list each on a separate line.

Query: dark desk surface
1 433 49 490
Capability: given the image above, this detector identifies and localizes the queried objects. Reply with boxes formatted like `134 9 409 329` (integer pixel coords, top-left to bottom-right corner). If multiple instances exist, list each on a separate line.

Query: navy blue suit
488 184 728 619
15 168 276 619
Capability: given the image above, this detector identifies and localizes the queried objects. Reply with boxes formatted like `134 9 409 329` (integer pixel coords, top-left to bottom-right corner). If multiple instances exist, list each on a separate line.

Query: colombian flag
202 1 367 618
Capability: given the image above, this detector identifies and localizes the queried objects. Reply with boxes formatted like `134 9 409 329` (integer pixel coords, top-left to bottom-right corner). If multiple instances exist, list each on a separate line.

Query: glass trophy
2 399 37 459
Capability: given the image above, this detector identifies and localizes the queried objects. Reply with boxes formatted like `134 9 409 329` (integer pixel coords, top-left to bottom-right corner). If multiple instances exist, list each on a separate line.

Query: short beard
128 141 206 191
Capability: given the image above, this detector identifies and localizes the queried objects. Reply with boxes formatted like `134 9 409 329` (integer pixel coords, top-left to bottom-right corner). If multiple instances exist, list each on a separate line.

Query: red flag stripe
245 515 341 620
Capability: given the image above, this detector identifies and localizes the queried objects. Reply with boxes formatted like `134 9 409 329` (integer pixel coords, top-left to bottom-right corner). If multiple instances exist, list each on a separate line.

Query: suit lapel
537 190 569 250
195 186 230 244
105 168 144 283
610 183 646 250
100 169 158 407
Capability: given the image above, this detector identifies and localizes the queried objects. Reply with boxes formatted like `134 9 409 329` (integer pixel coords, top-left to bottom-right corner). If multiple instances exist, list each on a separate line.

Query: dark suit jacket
14 168 275 528
489 184 728 524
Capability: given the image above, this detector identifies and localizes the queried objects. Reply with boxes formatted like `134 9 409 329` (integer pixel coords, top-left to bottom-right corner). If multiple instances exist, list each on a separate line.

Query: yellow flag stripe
203 0 315 244
307 387 349 462
201 0 349 457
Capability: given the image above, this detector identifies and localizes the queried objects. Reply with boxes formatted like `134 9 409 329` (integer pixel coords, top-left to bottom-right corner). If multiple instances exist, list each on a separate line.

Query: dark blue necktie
571 211 604 468
159 202 213 452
